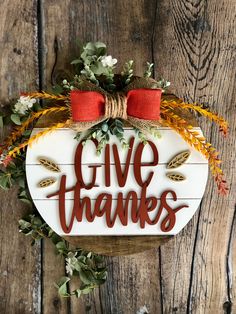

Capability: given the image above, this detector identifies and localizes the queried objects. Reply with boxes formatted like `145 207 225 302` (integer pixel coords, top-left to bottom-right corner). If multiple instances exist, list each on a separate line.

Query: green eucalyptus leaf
33 102 42 112
18 177 26 188
10 114 21 125
32 216 43 228
115 133 123 139
51 233 63 245
80 284 94 294
71 59 82 65
113 126 123 135
56 241 67 254
19 219 31 230
115 119 123 126
94 42 106 50
79 269 94 285
91 62 109 75
19 197 32 206
18 190 27 198
0 173 12 190
84 42 95 51
56 276 70 297
101 123 109 132
0 115 3 128
22 130 32 137
74 289 82 298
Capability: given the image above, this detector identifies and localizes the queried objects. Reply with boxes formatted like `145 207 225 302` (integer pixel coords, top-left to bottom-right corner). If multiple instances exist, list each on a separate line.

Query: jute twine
69 78 162 133
104 93 127 120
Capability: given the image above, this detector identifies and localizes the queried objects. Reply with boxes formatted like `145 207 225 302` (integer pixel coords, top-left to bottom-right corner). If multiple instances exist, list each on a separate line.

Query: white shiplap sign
26 127 208 236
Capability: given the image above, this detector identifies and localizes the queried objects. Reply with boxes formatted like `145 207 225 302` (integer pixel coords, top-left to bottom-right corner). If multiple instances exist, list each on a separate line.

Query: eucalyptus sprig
75 118 129 155
70 42 117 90
19 214 107 298
144 62 154 78
57 251 107 298
135 127 162 145
121 60 134 85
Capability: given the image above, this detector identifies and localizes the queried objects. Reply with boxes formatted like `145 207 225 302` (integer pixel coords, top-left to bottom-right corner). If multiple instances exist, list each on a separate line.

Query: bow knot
69 78 162 133
104 93 127 119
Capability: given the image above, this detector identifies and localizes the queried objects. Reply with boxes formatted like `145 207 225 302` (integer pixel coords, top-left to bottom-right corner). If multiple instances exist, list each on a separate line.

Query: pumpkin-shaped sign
26 126 208 236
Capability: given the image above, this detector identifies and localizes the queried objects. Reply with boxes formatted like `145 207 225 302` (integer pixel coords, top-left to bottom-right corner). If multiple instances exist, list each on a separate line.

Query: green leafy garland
0 41 170 298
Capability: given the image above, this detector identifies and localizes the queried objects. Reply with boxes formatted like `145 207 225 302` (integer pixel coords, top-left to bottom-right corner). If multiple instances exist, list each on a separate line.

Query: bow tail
69 116 162 137
69 117 106 132
127 116 162 135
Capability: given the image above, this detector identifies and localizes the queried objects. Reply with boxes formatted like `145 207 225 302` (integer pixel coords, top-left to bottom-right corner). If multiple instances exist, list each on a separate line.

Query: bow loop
69 78 162 133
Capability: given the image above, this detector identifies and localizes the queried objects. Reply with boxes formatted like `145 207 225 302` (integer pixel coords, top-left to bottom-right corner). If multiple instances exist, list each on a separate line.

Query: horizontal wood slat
34 198 203 236
26 164 208 199
26 128 208 165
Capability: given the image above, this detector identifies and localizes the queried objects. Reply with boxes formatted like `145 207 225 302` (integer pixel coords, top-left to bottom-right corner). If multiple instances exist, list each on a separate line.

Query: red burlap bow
70 88 162 122
67 76 164 132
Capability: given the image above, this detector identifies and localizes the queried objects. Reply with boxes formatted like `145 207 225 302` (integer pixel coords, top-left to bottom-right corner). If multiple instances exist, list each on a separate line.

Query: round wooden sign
25 117 208 255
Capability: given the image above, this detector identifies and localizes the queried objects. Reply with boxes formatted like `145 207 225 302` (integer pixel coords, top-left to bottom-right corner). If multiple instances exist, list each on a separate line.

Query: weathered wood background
0 0 235 313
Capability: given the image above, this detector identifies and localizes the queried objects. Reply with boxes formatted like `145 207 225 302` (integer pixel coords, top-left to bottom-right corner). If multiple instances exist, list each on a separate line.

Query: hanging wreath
0 41 228 298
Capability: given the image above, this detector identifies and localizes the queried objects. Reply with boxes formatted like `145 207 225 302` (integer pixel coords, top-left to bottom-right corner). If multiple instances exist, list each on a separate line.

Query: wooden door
0 1 235 313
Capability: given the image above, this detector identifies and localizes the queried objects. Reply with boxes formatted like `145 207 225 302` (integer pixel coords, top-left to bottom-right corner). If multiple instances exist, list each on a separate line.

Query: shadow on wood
64 235 172 255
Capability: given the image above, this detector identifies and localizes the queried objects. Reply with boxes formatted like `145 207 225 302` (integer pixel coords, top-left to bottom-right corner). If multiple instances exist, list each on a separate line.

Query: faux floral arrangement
0 41 228 298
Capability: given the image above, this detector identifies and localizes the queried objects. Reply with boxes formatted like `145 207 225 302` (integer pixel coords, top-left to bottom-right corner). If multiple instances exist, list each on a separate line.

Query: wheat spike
8 122 67 158
26 91 69 101
161 109 228 195
161 100 228 136
4 106 68 149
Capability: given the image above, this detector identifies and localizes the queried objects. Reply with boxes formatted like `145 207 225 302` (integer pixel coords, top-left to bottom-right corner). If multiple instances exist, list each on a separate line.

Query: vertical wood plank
99 253 162 313
187 0 236 312
42 241 69 313
5 0 233 313
153 1 206 311
38 1 69 313
42 1 162 313
0 1 41 313
229 206 236 313
153 0 236 313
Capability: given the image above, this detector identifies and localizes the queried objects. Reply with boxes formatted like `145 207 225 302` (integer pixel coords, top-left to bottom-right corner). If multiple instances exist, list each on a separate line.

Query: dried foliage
161 109 228 195
8 122 67 158
27 91 69 101
4 106 68 149
161 100 228 136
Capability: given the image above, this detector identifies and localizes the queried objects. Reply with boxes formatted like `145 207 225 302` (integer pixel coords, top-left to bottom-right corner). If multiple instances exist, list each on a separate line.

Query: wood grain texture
187 0 236 312
42 1 165 312
154 0 236 313
64 236 172 256
0 0 235 313
42 240 69 313
0 1 41 313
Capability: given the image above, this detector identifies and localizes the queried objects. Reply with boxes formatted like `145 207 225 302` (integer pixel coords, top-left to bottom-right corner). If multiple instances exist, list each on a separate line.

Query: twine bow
69 78 162 133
